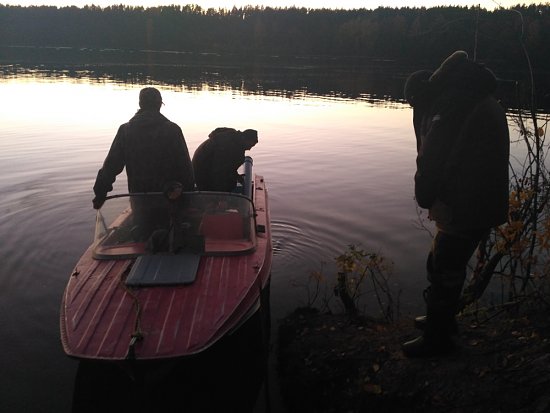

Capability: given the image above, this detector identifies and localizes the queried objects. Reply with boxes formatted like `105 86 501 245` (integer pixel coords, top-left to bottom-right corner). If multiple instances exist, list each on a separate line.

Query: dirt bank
277 307 550 413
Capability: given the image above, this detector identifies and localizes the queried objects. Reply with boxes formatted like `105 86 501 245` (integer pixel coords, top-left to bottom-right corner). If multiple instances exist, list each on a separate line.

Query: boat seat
199 211 244 240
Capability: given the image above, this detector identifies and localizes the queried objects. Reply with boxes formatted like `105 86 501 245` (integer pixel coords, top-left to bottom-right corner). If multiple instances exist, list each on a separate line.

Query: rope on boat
120 269 144 360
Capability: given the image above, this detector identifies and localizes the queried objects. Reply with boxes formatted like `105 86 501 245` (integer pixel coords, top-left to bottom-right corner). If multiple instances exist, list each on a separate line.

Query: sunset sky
1 0 541 10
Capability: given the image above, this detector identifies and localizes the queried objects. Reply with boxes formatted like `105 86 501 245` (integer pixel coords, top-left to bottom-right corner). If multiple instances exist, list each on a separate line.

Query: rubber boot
402 319 455 358
414 315 458 334
413 285 458 333
402 333 455 358
402 285 459 358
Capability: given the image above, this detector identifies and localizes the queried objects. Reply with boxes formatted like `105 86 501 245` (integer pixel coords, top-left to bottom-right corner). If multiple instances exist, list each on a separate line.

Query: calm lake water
0 63 526 412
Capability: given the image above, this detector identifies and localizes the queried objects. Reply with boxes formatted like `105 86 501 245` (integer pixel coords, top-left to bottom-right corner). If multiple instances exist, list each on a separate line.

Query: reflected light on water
0 67 532 413
1 77 375 137
0 75 425 322
0 74 427 354
4 80 132 122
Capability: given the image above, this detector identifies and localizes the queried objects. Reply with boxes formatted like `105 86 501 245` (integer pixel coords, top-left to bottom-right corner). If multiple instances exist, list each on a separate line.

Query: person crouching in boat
192 127 258 192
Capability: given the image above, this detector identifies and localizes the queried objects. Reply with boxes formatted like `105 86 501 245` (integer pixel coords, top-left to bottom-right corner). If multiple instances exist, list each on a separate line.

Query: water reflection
3 45 546 111
0 69 421 412
0 45 418 105
0 59 545 413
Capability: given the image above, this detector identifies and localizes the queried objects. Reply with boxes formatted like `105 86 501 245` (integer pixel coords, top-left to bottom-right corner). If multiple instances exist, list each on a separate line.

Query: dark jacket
414 52 509 232
192 128 249 192
93 110 194 198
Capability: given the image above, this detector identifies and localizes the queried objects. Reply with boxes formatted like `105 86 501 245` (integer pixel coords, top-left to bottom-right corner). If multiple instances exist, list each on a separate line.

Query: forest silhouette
1 4 549 109
1 4 549 73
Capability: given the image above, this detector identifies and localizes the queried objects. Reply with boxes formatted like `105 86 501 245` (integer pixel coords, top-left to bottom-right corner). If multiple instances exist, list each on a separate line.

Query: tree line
0 4 549 74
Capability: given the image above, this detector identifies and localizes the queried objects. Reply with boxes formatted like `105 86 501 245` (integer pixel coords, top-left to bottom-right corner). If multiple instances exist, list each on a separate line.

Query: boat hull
71 300 271 411
60 175 272 361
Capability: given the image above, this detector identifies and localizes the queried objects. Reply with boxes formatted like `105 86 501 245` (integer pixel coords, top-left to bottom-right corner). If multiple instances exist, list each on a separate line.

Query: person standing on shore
403 51 510 357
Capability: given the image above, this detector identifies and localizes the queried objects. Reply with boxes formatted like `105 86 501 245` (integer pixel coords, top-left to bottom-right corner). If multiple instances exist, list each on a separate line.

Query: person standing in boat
92 86 195 209
192 127 258 192
402 51 510 357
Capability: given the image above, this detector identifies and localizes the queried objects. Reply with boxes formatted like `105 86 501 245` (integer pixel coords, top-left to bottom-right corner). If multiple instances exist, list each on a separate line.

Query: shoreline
276 306 550 413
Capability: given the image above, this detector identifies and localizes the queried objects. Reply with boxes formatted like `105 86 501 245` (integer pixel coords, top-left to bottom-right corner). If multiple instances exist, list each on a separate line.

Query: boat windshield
93 192 256 259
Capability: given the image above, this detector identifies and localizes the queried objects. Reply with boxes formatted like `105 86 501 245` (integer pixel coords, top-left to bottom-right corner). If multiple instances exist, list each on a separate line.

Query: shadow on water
72 306 271 413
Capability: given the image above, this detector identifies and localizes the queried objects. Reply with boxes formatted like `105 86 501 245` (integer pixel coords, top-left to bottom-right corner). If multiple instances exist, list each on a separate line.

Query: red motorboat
60 158 272 361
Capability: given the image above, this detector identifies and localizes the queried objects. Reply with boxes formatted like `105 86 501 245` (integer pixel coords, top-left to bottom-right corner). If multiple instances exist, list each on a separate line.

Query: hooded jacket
93 109 195 198
404 69 434 153
414 51 510 232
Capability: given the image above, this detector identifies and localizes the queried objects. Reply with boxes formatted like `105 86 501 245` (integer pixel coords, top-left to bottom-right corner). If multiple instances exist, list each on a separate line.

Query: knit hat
241 129 258 150
242 129 258 143
139 87 163 110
